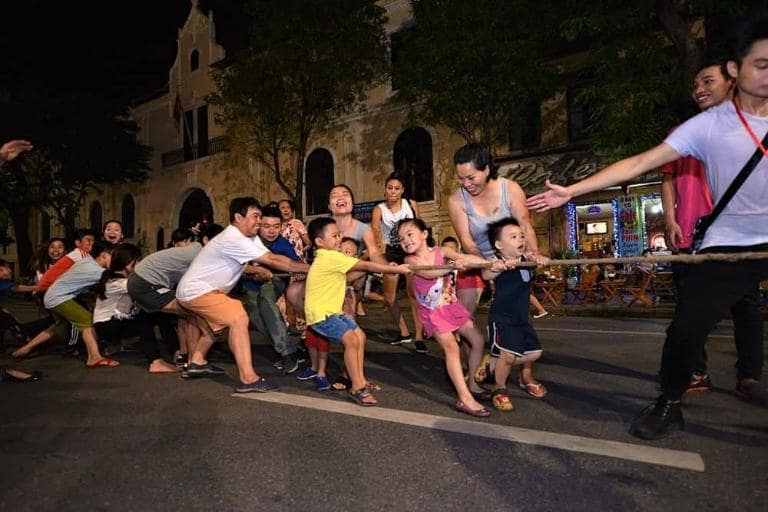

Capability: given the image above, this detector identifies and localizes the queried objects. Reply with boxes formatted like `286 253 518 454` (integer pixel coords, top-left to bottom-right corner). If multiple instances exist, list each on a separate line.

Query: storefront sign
616 196 644 257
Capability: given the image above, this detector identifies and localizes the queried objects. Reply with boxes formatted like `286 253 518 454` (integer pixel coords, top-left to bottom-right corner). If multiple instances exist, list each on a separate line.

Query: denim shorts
309 314 358 343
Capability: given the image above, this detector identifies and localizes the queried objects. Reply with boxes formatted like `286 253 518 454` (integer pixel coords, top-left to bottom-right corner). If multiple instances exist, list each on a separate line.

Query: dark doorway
178 189 214 231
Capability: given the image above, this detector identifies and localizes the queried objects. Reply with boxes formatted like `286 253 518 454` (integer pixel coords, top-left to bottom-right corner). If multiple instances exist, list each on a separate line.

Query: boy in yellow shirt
305 218 410 406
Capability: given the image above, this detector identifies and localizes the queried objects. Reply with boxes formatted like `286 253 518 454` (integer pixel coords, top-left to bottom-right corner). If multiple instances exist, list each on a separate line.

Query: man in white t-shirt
176 197 310 393
527 20 768 440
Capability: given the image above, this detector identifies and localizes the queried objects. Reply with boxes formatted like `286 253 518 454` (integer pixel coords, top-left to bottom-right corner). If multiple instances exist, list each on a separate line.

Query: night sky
2 0 192 104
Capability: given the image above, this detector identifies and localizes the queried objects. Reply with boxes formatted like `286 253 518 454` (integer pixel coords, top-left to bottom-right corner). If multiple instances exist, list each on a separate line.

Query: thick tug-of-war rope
410 250 768 271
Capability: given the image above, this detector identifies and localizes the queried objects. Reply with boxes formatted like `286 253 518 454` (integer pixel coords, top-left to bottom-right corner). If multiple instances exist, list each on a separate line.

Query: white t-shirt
664 101 768 249
176 225 270 301
93 278 137 323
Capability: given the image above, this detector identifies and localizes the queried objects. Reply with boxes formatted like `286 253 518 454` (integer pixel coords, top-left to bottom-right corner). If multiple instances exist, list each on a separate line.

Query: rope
410 250 768 271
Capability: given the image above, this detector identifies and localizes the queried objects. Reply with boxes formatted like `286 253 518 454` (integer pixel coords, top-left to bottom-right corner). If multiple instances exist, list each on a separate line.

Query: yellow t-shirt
304 248 359 325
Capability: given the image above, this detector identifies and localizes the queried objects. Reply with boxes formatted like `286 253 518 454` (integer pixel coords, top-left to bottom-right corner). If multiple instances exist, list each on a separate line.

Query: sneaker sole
296 374 317 381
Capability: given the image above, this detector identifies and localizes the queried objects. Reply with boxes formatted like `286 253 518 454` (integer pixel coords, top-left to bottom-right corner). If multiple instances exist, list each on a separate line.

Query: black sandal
331 375 352 391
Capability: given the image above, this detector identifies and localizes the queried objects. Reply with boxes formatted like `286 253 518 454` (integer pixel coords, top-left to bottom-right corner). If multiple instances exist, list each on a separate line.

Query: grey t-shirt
134 243 202 289
664 101 768 250
44 257 103 309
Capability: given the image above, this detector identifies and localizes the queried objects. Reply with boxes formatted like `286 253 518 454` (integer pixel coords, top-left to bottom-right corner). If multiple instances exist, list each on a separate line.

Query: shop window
390 25 416 91
190 49 200 72
305 148 334 215
121 195 135 238
156 228 165 251
393 127 434 202
509 99 542 150
90 201 102 235
567 86 592 143
41 212 51 243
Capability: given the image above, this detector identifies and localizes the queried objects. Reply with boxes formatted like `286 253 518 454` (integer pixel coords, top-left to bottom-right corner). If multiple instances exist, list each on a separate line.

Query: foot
491 388 514 411
149 359 180 373
315 375 331 391
279 353 300 375
454 400 491 417
349 387 378 406
473 354 493 385
629 396 684 440
413 339 428 353
86 357 120 368
234 377 279 393
186 362 226 378
518 377 547 399
11 346 32 359
331 375 351 391
174 353 188 370
533 310 549 319
1 367 43 383
735 379 768 407
296 367 318 381
684 372 712 394
389 334 412 345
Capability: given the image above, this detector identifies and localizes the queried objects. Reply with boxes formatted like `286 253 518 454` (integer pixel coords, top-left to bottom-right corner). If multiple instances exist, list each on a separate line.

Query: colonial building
18 0 664 265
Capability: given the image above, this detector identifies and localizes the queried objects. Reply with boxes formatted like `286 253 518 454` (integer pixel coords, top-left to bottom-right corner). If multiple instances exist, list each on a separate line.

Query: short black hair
734 18 768 65
229 197 261 223
0 259 11 270
696 58 731 81
308 218 336 246
486 217 521 248
201 223 225 242
74 228 96 241
329 184 355 205
261 206 282 220
102 219 122 231
453 143 498 179
170 228 194 244
91 241 115 258
340 237 359 248
440 236 459 246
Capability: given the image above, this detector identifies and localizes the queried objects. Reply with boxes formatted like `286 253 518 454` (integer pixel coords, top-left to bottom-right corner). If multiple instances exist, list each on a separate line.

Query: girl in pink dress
399 218 500 418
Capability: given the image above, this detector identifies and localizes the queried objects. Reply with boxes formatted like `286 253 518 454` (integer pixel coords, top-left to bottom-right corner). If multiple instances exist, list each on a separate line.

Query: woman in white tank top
371 172 425 349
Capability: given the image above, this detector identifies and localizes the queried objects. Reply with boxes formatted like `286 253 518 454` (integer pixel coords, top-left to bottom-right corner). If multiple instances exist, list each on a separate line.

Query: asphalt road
2 301 767 512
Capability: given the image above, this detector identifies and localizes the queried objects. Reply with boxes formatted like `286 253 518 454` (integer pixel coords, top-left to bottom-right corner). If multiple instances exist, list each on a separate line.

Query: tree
560 0 752 159
392 0 560 152
208 0 390 216
0 85 151 271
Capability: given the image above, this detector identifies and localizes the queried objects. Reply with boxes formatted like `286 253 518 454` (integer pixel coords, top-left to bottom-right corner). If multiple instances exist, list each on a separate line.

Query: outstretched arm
526 143 681 212
0 140 33 163
256 252 310 274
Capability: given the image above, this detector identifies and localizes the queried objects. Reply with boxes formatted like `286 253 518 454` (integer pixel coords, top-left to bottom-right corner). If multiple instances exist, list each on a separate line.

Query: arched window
178 188 214 231
156 228 165 251
121 195 135 238
190 49 200 72
305 148 334 215
41 212 51 243
90 201 103 235
393 127 434 202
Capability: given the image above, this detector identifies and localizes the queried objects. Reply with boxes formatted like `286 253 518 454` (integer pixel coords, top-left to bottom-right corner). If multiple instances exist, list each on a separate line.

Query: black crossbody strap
700 128 768 233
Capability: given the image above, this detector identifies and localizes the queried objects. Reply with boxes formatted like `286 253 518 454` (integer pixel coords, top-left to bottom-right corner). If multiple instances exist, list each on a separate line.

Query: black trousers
661 245 768 401
95 312 178 363
671 254 762 375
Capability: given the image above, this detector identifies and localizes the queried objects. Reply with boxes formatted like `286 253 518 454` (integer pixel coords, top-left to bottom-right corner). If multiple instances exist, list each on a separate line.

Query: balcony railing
161 136 229 168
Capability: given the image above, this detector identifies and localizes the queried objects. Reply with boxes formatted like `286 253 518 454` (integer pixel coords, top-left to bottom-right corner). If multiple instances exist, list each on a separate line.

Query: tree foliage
0 83 151 269
208 0 390 216
392 0 561 152
560 0 752 159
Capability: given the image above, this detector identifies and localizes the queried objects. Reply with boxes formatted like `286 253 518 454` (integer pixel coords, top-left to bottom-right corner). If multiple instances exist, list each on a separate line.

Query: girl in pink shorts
399 218 501 418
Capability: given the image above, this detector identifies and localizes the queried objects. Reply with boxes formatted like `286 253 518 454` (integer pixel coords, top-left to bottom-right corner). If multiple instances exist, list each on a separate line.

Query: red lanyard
733 98 768 158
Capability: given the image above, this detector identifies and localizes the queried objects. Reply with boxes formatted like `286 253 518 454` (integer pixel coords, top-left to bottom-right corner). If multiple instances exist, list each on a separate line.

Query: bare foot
149 359 180 373
11 346 32 359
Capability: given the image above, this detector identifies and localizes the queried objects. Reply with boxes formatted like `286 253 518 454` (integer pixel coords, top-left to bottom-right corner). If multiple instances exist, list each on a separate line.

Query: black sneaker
629 396 684 440
280 353 300 375
175 353 189 371
414 340 428 353
185 362 226 378
389 335 412 345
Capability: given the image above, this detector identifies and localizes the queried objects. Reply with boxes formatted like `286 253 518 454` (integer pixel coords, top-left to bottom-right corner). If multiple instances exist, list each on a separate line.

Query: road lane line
233 391 705 472
536 327 733 340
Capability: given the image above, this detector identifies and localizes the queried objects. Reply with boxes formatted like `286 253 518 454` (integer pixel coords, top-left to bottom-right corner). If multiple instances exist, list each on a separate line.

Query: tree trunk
9 206 34 277
63 208 78 242
293 134 309 219
655 0 702 81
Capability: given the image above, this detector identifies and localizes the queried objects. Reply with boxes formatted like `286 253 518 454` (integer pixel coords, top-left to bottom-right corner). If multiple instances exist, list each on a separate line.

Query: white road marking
234 391 705 472
536 326 734 340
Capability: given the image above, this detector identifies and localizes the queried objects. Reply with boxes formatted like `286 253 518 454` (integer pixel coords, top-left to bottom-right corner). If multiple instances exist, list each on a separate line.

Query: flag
172 93 182 130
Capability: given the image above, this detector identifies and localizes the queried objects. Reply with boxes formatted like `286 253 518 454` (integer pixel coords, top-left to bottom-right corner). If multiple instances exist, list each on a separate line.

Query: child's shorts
127 273 176 313
309 314 358 343
488 319 542 359
304 327 330 353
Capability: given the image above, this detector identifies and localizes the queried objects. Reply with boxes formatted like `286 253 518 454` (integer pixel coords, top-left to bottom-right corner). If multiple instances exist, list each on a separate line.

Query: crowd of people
2 21 768 441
